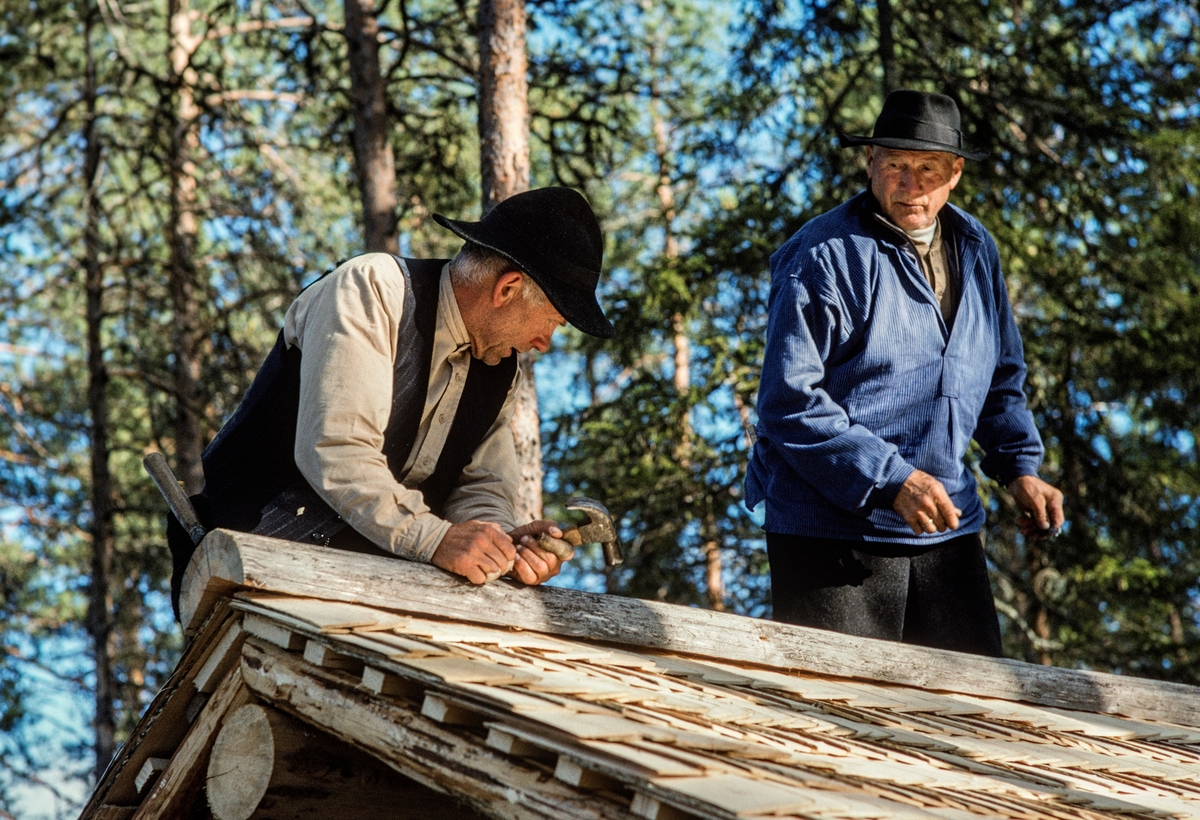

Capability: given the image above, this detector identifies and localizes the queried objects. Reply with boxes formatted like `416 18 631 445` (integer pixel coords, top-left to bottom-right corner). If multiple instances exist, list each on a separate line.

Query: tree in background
80 0 117 781
344 0 401 254
534 0 770 612
2 0 1199 813
1 0 497 804
478 0 543 523
0 0 355 802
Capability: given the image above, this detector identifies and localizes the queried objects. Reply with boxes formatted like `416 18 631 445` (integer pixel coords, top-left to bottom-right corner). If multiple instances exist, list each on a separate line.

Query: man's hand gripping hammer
536 497 624 567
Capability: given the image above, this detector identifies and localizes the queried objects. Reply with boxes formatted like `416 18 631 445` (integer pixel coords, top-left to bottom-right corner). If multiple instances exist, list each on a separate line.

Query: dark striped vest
198 256 518 544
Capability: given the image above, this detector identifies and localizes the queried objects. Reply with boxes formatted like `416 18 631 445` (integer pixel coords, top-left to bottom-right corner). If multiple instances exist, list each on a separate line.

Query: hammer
536 497 624 567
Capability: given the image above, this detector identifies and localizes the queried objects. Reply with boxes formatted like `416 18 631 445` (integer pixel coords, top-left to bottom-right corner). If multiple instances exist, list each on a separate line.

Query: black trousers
766 531 1004 657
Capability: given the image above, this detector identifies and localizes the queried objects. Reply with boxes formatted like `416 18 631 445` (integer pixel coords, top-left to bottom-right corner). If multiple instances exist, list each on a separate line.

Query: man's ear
948 155 965 190
491 271 525 307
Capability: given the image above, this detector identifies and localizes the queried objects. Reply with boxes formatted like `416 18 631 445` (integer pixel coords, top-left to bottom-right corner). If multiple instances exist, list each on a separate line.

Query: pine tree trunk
654 102 722 609
82 0 116 779
477 0 538 522
345 0 399 254
167 0 205 494
877 0 897 93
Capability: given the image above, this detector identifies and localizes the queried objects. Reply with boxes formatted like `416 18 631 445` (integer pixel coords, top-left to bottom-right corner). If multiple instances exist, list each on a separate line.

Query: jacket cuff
866 461 916 510
389 512 451 563
997 458 1042 489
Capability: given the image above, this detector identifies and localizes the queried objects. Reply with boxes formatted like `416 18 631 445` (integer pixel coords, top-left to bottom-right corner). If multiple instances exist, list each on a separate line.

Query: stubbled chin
891 210 932 229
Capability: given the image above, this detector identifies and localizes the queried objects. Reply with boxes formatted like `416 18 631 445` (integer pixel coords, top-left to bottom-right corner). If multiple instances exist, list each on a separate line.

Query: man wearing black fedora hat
167 187 613 615
746 90 1064 656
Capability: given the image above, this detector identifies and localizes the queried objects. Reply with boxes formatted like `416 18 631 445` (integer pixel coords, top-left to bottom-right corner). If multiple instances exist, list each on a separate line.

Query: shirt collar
437 263 472 354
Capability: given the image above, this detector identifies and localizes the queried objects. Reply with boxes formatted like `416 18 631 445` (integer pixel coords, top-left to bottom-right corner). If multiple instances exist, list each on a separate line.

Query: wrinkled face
866 147 964 231
470 274 566 365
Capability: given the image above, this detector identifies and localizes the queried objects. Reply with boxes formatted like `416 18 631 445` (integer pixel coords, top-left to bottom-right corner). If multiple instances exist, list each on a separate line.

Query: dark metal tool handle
144 452 207 546
601 540 624 567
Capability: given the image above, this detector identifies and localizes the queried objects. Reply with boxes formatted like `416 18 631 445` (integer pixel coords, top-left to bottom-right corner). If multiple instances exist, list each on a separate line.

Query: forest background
1 0 1198 816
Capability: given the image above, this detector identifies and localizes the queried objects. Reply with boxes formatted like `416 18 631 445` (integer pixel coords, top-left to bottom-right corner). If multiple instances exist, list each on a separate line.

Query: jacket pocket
939 354 961 398
925 397 962 479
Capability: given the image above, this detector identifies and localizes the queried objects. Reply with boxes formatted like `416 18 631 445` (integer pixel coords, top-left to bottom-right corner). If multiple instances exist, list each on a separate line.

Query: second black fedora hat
433 187 615 339
840 90 987 161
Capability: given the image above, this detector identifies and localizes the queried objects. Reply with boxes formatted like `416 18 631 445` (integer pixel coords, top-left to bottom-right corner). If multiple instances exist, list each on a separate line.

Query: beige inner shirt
907 219 956 325
282 253 521 563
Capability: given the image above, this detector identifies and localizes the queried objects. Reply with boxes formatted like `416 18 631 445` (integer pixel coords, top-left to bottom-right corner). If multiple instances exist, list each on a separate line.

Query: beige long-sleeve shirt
282 253 521 563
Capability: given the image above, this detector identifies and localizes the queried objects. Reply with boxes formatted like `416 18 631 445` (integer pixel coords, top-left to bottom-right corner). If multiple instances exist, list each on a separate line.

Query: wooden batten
303 639 364 672
238 637 638 819
182 530 1200 726
361 665 423 699
421 693 485 726
555 757 623 791
193 621 246 694
630 794 694 820
243 612 306 651
486 727 556 761
133 758 169 795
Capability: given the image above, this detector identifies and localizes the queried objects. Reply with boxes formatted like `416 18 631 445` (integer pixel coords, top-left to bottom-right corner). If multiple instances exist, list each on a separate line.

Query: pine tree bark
167 0 206 493
345 0 399 254
654 100 722 610
877 0 897 93
82 0 116 779
477 0 539 522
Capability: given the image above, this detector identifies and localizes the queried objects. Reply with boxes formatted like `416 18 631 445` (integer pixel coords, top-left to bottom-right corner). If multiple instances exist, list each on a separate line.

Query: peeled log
206 703 470 820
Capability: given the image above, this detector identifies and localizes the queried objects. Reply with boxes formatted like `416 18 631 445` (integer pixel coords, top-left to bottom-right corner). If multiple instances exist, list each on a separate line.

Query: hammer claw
565 497 624 567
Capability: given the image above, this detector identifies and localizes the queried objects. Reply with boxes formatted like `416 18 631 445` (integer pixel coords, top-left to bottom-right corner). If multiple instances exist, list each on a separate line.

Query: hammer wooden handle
144 452 207 545
535 528 580 560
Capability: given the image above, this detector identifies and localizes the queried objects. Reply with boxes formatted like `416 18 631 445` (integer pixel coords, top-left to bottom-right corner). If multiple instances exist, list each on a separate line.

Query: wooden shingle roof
81 531 1200 820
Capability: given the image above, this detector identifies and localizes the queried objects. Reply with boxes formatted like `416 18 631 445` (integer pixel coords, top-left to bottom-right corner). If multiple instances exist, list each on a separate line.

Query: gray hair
449 242 548 306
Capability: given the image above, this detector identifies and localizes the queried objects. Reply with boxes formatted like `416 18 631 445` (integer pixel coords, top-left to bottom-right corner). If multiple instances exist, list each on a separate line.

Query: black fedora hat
433 187 614 339
840 90 987 161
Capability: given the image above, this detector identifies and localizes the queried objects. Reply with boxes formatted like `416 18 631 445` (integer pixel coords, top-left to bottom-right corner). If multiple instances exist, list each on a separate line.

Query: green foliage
0 0 481 807
537 0 770 612
1 0 1198 811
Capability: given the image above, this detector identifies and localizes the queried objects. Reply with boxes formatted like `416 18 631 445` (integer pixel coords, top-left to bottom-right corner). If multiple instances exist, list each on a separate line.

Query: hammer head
566 497 623 566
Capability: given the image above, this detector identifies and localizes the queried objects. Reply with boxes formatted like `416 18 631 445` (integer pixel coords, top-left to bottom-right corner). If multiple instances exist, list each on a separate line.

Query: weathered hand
1008 475 1065 539
509 519 564 544
507 520 569 585
893 469 961 535
431 520 517 584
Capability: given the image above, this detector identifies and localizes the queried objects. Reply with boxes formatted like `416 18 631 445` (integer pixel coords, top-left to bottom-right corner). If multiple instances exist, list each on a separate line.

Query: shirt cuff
388 511 451 563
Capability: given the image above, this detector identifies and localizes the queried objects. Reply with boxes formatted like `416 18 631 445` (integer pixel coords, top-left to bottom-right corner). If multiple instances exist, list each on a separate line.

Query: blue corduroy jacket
745 191 1044 547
